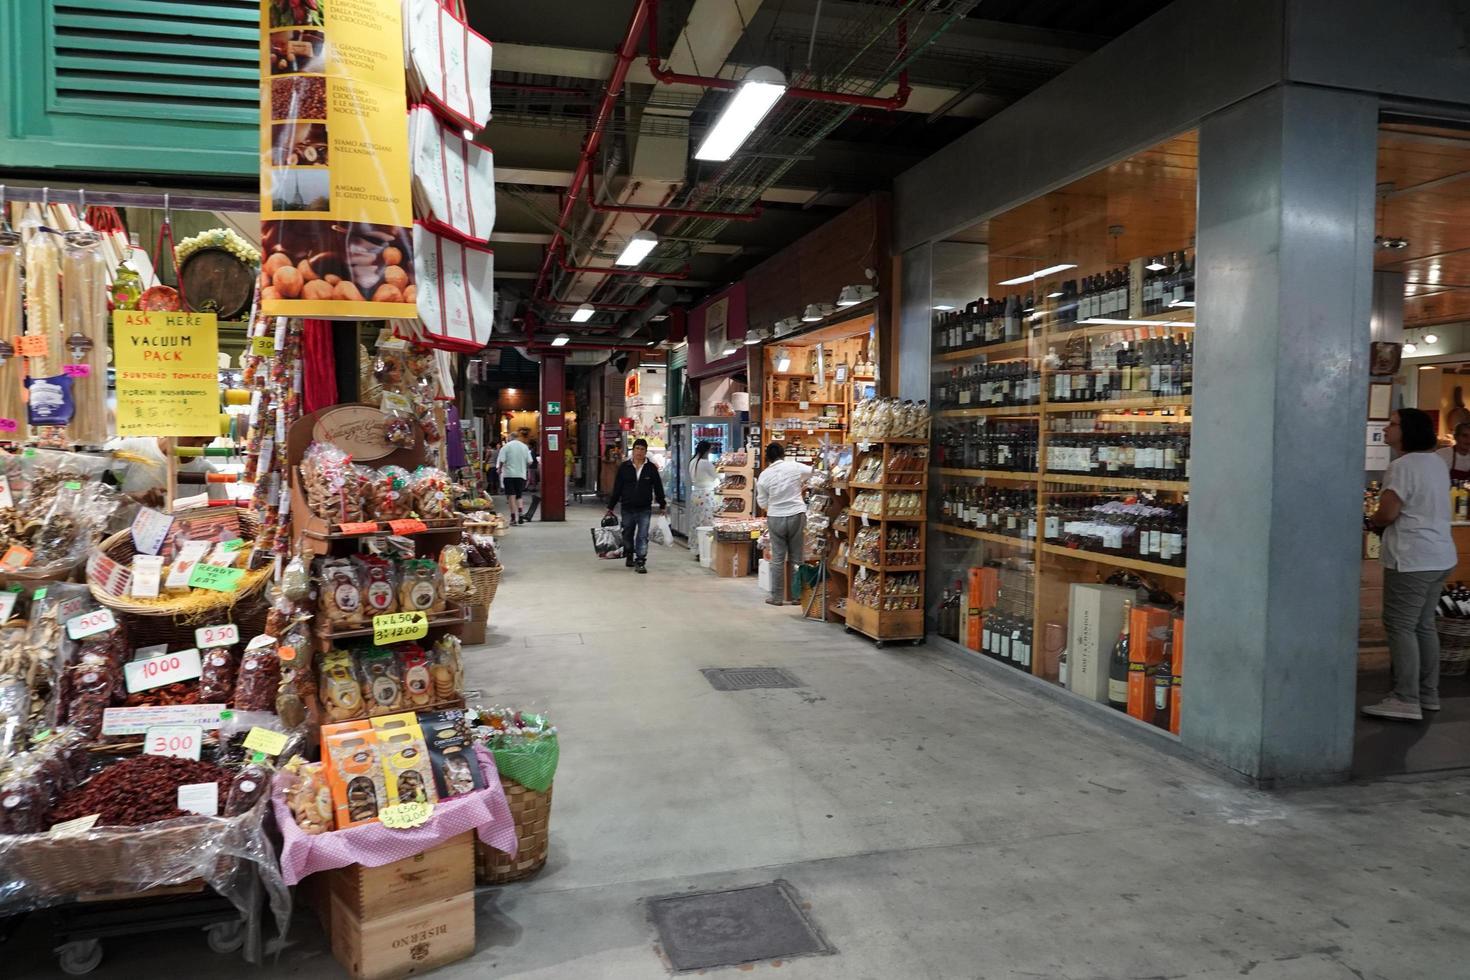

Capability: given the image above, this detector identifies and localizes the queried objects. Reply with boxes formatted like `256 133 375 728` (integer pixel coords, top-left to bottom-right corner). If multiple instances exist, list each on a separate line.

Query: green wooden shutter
1 0 258 176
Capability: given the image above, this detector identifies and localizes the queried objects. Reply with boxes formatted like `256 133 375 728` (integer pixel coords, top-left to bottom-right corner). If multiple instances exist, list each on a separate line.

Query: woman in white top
1435 421 1470 481
688 441 719 546
1366 408 1458 721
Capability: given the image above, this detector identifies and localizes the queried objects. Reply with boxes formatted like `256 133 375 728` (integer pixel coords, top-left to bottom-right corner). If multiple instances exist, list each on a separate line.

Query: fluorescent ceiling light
570 304 595 323
551 334 570 347
1167 299 1196 308
1145 258 1167 271
615 230 658 267
933 304 956 312
1080 317 1196 328
694 66 787 162
997 263 1077 286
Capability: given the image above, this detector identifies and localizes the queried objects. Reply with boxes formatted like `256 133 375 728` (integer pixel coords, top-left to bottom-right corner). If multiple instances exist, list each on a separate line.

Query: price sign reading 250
195 623 240 648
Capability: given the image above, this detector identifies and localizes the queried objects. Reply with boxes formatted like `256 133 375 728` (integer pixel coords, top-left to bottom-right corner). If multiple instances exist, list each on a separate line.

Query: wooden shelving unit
935 405 1042 419
762 320 878 468
1040 543 1186 580
714 452 755 520
844 437 929 646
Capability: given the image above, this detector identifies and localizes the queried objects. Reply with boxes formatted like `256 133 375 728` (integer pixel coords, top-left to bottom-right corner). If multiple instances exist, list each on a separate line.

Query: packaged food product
398 559 442 613
319 557 364 626
439 545 471 602
355 647 405 715
398 645 433 708
199 647 236 703
370 465 414 519
223 760 271 816
429 635 462 702
284 757 333 834
371 713 437 805
355 555 398 616
234 641 281 712
322 724 384 828
318 648 366 722
419 708 486 799
410 466 451 518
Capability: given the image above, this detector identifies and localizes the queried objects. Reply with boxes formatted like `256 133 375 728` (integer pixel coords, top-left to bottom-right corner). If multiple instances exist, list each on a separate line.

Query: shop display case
762 317 877 468
666 416 744 537
845 437 929 645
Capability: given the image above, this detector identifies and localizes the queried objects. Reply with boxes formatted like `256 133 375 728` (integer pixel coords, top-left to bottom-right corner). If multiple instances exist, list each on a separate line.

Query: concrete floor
11 504 1470 978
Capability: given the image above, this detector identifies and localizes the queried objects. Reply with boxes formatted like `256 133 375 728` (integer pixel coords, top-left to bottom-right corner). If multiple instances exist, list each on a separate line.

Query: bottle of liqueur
1153 644 1174 728
1108 600 1132 711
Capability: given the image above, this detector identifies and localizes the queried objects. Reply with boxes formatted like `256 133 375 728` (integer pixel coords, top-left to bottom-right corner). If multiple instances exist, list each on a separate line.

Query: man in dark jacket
605 438 667 573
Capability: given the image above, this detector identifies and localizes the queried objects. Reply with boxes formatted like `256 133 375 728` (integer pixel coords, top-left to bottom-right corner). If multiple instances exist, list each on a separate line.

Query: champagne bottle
1108 600 1132 710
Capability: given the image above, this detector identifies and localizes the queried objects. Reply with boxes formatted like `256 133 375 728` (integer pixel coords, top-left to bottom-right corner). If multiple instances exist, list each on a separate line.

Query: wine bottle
1108 600 1132 710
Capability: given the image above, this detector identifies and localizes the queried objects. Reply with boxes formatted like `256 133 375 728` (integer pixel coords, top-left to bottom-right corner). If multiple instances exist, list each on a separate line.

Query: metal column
1185 84 1379 785
539 354 568 522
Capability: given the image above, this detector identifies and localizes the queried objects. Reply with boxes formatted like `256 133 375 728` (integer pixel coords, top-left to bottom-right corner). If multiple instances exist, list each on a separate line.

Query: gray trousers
768 513 805 602
1383 567 1452 705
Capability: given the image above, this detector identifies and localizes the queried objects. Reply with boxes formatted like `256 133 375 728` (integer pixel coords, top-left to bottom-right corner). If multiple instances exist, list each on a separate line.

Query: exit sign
547 401 561 414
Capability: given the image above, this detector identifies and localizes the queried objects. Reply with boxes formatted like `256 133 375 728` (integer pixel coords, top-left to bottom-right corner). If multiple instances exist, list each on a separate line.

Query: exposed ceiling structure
469 0 1176 348
1376 121 1470 327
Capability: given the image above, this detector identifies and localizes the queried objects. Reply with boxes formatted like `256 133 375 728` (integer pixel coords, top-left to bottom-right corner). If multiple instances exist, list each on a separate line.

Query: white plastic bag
649 514 674 548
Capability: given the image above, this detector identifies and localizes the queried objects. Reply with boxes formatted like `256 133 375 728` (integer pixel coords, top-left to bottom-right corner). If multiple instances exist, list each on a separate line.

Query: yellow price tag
251 336 276 357
242 726 288 756
379 801 435 829
373 611 429 646
750 530 760 539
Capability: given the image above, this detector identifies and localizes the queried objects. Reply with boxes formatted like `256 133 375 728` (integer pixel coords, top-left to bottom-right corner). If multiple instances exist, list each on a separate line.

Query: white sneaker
1422 698 1442 712
1361 696 1423 721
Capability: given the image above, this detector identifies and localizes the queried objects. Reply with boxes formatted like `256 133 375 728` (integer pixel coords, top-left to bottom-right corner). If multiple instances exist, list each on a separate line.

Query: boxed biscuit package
322 722 385 829
418 708 486 799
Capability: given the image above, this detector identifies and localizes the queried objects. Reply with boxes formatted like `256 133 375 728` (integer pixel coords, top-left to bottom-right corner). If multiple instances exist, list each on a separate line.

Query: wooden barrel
179 246 255 320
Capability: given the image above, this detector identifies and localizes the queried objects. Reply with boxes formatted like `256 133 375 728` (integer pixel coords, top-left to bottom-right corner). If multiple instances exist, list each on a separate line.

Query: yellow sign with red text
112 311 220 437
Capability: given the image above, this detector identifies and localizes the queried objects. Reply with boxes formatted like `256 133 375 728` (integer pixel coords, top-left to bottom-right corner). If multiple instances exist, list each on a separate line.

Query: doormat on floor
700 667 802 691
646 879 834 972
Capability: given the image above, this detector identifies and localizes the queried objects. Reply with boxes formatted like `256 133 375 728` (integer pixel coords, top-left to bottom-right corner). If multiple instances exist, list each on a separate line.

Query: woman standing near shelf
689 440 719 552
1366 407 1457 722
1435 421 1470 481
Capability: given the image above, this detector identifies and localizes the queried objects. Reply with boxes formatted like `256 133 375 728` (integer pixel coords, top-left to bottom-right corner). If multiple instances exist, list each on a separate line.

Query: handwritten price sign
66 607 117 640
62 364 91 378
387 519 428 535
124 648 202 693
144 725 202 761
188 563 245 592
0 419 17 433
195 623 239 648
251 336 276 357
373 611 429 645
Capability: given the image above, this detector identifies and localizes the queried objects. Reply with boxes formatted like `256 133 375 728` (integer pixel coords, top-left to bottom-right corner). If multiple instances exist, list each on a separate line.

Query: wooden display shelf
1044 395 1191 414
935 405 1041 419
1051 318 1196 340
1040 473 1190 492
1098 412 1192 425
302 516 464 542
768 399 845 405
934 523 1035 548
933 467 1035 481
850 510 926 522
314 608 469 644
1040 543 1186 579
845 601 924 644
934 339 1036 362
848 479 928 491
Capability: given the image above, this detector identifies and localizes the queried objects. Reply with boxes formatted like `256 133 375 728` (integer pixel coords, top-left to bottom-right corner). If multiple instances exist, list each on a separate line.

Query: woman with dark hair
689 440 718 545
1366 407 1457 721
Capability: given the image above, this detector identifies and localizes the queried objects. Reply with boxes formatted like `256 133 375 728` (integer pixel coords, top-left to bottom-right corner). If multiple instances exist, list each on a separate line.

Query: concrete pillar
897 243 933 402
1185 84 1379 785
539 354 567 522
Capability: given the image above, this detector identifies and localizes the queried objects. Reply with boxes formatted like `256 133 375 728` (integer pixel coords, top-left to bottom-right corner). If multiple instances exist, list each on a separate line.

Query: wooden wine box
329 890 475 980
326 832 475 921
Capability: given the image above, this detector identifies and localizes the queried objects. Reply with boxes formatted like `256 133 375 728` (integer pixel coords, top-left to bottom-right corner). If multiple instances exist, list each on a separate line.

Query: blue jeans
621 507 651 561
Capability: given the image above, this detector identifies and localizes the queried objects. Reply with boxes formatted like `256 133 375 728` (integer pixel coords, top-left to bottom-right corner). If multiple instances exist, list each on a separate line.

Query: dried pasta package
398 644 433 708
317 647 365 722
199 647 237 704
319 557 364 626
354 555 398 616
429 634 462 702
397 559 442 613
371 713 437 805
354 647 405 715
410 466 451 518
284 758 334 834
322 726 385 829
234 640 281 712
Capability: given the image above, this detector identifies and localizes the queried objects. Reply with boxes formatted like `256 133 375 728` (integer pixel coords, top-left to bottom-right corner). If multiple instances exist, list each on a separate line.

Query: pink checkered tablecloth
272 745 518 885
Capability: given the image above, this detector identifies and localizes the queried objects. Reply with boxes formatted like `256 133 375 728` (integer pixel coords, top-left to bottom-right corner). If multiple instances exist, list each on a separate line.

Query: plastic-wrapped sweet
224 761 271 817
370 465 414 520
439 546 471 603
429 635 462 702
234 642 281 712
410 466 451 518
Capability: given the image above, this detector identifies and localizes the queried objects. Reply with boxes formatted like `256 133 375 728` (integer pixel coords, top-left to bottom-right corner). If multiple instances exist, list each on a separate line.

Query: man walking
755 442 812 606
497 429 533 526
606 438 666 574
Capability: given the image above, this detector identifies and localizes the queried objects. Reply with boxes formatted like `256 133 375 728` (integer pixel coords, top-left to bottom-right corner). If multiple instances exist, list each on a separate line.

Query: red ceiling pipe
481 338 657 352
644 0 913 110
544 298 652 312
529 0 652 317
555 246 690 280
588 173 763 222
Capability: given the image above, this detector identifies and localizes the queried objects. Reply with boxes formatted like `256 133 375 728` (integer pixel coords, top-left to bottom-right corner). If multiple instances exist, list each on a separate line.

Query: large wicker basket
86 508 272 648
1438 616 1470 676
466 565 501 609
475 777 552 884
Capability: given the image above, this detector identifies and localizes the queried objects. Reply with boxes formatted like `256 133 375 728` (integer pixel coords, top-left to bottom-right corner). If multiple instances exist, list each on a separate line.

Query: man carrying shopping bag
606 438 667 574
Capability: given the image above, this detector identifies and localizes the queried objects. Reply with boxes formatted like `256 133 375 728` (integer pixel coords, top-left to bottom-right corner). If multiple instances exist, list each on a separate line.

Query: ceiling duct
618 284 681 338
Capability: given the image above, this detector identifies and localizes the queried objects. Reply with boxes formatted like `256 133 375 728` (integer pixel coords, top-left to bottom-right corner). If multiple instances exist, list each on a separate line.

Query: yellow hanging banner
112 311 220 437
259 0 417 320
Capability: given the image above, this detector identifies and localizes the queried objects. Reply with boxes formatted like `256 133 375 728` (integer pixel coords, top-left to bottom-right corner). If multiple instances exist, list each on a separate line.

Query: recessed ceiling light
1404 342 1419 354
933 304 955 312
1424 333 1439 344
551 334 569 346
570 304 595 323
1145 257 1167 271
998 263 1077 286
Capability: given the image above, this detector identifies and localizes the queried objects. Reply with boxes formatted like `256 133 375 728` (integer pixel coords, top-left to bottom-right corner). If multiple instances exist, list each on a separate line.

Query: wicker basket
1438 616 1470 676
466 565 501 609
475 777 552 884
86 508 271 647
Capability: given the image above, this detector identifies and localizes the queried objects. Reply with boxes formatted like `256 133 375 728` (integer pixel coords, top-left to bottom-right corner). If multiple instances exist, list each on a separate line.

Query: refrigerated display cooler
666 416 747 538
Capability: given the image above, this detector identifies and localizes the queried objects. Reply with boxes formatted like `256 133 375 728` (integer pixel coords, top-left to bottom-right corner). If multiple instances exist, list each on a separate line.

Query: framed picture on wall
1369 341 1402 377
702 297 730 364
1368 382 1393 421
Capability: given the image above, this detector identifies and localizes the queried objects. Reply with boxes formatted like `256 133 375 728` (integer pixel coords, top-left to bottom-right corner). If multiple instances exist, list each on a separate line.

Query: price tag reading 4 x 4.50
373 611 429 645
123 648 202 693
144 725 202 761
66 607 117 640
195 623 239 648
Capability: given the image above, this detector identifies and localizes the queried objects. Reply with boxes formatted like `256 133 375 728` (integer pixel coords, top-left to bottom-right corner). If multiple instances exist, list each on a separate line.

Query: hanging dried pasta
0 231 25 430
22 224 62 442
60 231 109 446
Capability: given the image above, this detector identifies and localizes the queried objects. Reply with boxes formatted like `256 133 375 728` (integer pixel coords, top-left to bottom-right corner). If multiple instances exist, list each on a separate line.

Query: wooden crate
329 890 475 980
326 832 474 921
712 538 751 577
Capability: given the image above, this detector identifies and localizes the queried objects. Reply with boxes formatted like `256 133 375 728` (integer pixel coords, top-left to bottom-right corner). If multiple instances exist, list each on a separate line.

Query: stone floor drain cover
700 667 801 691
647 880 833 972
